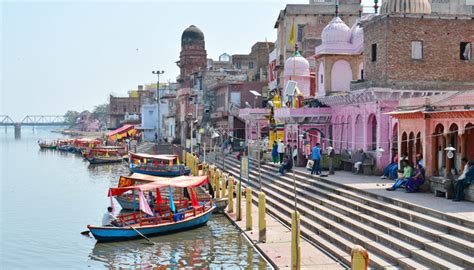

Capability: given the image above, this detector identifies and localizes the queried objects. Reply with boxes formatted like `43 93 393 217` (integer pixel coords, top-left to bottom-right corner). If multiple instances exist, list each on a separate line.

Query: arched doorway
355 115 363 150
434 124 445 176
401 132 408 159
416 132 422 158
392 123 398 151
340 116 346 151
331 60 352 92
465 123 474 162
367 114 377 151
449 123 459 175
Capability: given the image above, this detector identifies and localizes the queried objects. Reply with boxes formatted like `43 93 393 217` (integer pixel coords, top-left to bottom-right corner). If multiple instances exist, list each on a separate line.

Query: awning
130 153 178 161
109 175 209 197
107 124 134 136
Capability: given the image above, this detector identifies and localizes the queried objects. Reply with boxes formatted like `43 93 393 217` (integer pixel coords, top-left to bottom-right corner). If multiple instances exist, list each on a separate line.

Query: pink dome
321 17 351 44
284 53 310 77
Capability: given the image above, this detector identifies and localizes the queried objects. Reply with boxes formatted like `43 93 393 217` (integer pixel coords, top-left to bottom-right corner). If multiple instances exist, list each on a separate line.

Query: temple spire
359 0 362 18
335 2 339 17
374 0 379 14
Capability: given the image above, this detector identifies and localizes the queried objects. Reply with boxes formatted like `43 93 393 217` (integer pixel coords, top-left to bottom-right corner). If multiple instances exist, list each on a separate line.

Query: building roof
381 0 431 15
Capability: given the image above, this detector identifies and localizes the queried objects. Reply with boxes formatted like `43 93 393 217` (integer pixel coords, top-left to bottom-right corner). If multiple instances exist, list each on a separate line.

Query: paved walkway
225 197 345 270
276 164 474 222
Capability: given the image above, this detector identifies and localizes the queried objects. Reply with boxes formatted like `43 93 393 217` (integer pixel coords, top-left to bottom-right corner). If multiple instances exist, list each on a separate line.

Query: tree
92 103 109 129
64 110 80 127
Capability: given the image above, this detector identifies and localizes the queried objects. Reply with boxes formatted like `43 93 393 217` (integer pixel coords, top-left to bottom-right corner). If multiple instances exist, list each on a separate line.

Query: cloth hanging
169 186 176 213
189 188 200 208
138 191 154 216
156 188 163 205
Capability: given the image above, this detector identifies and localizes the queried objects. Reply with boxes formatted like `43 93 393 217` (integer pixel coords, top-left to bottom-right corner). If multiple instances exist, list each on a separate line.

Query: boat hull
87 157 123 165
39 145 57 150
88 207 214 242
129 167 191 177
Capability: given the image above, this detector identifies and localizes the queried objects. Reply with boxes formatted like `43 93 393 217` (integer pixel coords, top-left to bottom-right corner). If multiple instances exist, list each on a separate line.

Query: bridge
1 115 69 138
0 115 68 126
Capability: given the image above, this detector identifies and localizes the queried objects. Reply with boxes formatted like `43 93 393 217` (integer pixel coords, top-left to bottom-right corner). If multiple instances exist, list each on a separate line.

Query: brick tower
178 25 207 87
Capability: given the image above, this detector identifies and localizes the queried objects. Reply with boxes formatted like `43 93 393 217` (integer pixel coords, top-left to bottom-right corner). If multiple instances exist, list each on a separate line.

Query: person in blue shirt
310 143 321 175
454 160 473 201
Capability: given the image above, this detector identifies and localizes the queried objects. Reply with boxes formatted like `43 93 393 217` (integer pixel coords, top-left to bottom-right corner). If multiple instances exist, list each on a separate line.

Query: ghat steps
207 153 473 269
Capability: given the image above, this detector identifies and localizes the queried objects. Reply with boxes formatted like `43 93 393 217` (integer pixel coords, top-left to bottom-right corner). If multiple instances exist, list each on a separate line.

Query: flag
169 186 176 213
289 19 295 46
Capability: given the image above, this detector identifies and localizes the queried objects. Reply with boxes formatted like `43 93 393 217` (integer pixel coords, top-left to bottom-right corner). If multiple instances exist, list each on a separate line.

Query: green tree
64 110 80 127
92 103 109 128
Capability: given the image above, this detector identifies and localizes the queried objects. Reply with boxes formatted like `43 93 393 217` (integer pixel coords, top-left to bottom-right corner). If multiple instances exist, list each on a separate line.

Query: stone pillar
460 133 467 173
444 133 452 178
431 134 438 176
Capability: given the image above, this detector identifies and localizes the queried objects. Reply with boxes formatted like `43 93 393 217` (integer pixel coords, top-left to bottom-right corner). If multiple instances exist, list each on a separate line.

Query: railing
0 115 68 126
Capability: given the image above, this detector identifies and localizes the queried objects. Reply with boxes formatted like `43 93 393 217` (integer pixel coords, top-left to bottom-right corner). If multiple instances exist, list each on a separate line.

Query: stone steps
207 154 472 269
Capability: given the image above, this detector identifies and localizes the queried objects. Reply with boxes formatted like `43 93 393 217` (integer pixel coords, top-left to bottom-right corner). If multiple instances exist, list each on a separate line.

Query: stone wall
363 15 474 90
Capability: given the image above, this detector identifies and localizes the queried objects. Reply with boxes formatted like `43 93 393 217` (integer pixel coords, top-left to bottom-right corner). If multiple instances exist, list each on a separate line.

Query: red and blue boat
86 175 215 242
129 153 191 177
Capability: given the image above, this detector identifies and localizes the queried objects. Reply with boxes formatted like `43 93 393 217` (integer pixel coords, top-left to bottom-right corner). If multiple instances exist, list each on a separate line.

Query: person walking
311 143 321 175
277 140 285 164
327 146 335 175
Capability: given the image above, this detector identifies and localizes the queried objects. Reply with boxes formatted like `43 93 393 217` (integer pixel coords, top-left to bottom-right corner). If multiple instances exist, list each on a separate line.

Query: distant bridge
0 115 68 126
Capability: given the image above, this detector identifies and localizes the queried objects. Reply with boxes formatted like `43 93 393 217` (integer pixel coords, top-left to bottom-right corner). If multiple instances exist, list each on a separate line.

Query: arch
340 116 346 151
392 122 398 151
358 62 364 80
333 116 340 149
408 132 415 165
465 123 474 162
346 115 352 149
367 114 377 151
331 60 352 92
449 123 460 174
401 132 408 160
354 115 364 150
317 62 325 97
416 132 422 159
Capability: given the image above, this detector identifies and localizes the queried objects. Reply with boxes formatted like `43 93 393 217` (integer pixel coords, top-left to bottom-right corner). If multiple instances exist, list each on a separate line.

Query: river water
0 127 270 269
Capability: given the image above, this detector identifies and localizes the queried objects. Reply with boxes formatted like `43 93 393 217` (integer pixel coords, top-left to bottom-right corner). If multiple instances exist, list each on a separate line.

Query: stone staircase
207 153 474 270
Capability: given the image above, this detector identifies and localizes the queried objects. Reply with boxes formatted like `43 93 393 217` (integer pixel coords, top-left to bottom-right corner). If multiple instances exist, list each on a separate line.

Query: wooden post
258 191 266 243
221 173 226 198
227 176 234 213
351 245 369 270
246 187 252 231
291 211 301 269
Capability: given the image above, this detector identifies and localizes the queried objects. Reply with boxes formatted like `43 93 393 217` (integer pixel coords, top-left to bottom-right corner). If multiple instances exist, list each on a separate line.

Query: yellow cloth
289 20 295 46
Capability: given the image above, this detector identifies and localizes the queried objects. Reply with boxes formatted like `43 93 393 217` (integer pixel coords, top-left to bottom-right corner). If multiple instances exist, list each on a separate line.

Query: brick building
108 85 154 129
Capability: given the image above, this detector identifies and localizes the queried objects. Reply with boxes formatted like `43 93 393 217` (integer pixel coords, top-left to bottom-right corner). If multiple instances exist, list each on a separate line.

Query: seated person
386 160 413 191
278 155 293 176
353 149 366 174
454 160 474 202
102 206 123 227
147 191 156 209
405 163 425 193
381 148 398 179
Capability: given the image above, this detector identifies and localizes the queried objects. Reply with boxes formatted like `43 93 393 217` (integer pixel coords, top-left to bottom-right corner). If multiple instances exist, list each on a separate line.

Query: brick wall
363 15 474 89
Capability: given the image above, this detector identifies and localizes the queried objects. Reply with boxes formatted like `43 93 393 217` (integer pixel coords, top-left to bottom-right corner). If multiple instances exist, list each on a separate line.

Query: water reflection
89 216 270 269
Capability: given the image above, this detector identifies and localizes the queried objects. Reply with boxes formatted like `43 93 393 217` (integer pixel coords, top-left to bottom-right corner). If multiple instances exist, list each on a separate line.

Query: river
0 127 270 269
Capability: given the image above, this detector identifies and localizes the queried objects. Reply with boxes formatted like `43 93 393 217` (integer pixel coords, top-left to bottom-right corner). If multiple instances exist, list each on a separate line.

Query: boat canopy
130 153 178 161
109 175 208 197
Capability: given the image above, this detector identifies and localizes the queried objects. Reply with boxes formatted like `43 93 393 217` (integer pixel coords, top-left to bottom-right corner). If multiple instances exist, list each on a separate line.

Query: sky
1 0 375 120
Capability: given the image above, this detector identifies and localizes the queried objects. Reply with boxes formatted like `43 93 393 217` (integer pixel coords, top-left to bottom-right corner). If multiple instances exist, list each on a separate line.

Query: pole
190 118 194 153
152 70 165 143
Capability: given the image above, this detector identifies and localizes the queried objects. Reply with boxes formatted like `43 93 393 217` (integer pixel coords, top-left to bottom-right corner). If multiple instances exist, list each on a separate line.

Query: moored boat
86 156 123 165
38 140 57 150
129 153 191 177
86 175 215 242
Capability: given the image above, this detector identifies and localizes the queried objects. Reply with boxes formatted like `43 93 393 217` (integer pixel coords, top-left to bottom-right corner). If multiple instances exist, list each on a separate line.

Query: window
411 41 423 60
236 62 241 69
249 62 254 69
297 24 304 42
360 69 364 80
371 44 377 62
123 106 127 113
460 42 472 61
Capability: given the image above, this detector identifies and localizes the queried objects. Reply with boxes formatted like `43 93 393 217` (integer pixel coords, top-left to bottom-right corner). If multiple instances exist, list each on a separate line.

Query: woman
405 163 425 193
272 141 279 164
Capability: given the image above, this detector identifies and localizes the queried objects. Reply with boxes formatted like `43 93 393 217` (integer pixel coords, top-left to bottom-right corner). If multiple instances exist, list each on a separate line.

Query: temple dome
351 20 364 46
321 17 352 44
181 25 205 47
381 0 431 14
284 52 310 77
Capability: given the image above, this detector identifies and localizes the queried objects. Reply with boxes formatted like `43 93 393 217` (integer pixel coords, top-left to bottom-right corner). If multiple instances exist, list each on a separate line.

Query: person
386 160 413 191
310 143 321 175
154 132 158 143
230 137 234 152
353 149 366 174
327 146 335 175
102 207 123 227
148 191 156 210
272 141 279 164
292 145 298 164
381 148 398 179
416 153 424 167
236 150 243 161
405 163 425 193
453 160 474 201
277 140 285 164
278 155 293 176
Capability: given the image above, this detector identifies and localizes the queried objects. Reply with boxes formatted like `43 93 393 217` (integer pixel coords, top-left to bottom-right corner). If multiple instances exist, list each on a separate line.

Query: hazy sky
1 0 374 120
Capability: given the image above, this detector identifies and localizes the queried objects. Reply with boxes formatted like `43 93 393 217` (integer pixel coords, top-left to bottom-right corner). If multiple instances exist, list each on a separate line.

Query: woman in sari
406 163 425 193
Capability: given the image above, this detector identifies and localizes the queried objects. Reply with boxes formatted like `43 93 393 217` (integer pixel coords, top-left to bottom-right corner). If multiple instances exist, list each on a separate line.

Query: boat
213 198 228 213
82 146 126 159
38 140 57 150
73 138 102 154
86 175 215 242
57 139 75 152
129 153 191 177
86 155 123 165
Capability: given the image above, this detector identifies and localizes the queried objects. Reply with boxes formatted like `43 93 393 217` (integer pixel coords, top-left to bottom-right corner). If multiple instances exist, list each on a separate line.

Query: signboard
240 156 250 181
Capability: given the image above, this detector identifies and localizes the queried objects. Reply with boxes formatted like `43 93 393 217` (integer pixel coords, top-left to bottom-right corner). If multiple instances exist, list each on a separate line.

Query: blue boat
86 174 215 242
129 153 191 177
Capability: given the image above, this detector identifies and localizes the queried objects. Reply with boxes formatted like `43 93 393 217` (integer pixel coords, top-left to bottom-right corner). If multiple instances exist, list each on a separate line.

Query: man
154 132 158 143
454 160 474 201
353 149 366 174
277 140 285 164
381 148 398 179
386 160 413 191
278 155 293 176
311 143 321 175
102 207 123 227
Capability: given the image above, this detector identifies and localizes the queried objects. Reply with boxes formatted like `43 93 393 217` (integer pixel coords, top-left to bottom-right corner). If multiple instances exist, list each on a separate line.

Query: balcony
274 107 331 123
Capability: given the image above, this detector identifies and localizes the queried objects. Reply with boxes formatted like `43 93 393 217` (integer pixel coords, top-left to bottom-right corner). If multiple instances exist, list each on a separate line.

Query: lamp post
152 70 165 143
